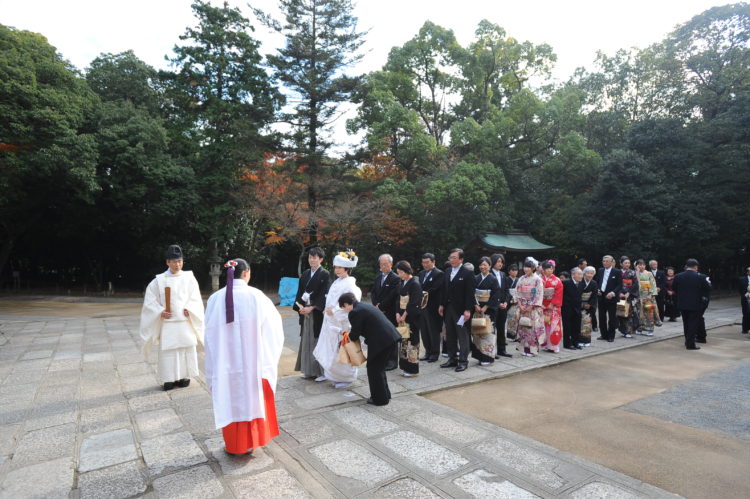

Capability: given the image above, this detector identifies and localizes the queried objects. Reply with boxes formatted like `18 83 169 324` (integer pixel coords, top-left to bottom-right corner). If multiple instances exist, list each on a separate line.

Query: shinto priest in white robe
140 269 204 383
313 251 362 384
204 275 284 433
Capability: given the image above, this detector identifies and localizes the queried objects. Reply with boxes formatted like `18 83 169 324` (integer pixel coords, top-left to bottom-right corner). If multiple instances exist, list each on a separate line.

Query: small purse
616 299 630 317
471 313 492 335
396 321 411 339
474 289 491 303
342 333 366 366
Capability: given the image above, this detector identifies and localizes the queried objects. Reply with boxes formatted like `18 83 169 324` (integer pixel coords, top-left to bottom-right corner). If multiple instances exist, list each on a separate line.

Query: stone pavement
0 298 740 498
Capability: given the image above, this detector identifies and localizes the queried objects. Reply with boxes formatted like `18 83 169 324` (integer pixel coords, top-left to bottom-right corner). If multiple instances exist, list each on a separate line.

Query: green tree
0 25 99 279
254 0 366 243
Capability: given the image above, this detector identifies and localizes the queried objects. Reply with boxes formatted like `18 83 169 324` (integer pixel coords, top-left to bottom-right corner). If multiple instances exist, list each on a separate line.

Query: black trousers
741 296 750 333
598 295 618 340
562 311 581 347
366 344 395 404
420 309 442 358
494 307 508 354
444 307 470 363
382 311 399 370
681 309 701 348
656 294 665 322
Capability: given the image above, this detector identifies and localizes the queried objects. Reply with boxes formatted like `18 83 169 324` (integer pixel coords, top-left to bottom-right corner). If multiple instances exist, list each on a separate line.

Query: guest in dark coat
578 266 598 346
596 255 623 342
561 269 583 349
395 260 422 376
371 253 400 370
673 259 711 350
418 253 445 361
471 256 501 365
439 248 475 372
490 253 513 358
340 293 401 406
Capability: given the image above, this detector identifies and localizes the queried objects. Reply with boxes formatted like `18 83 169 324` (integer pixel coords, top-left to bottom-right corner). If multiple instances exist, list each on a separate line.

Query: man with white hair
371 253 400 370
596 255 623 342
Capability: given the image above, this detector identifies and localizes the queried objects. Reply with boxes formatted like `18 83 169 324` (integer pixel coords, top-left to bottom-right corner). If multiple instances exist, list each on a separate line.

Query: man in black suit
490 253 513 358
561 269 583 349
293 247 331 378
673 258 711 350
739 267 750 335
439 248 475 372
418 253 444 362
596 255 622 342
371 253 400 370
339 293 401 406
649 259 666 326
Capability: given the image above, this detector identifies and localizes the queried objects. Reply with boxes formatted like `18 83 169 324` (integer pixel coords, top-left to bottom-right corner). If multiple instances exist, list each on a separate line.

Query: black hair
577 258 587 266
479 256 492 268
449 248 464 260
635 259 646 266
620 255 630 264
336 266 352 275
421 253 435 262
490 253 505 267
523 259 536 269
508 263 519 272
685 258 699 268
559 271 571 279
232 258 250 278
338 292 358 307
395 260 413 275
308 247 325 259
541 261 553 270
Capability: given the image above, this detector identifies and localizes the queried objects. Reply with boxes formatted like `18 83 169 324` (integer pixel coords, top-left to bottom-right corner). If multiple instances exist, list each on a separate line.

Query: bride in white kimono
313 250 361 388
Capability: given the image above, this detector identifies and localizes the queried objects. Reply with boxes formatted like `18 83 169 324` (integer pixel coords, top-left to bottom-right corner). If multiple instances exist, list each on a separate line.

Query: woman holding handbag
636 259 659 335
395 260 422 377
540 260 564 353
511 258 545 356
471 257 500 365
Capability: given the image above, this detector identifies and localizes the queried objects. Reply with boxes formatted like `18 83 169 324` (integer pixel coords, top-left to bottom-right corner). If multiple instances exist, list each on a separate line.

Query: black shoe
573 345 582 350
498 352 512 358
742 330 749 334
696 339 706 344
669 318 677 322
385 363 397 371
494 355 500 359
426 356 439 363
597 336 606 340
440 360 458 368
163 382 175 391
419 356 431 361
176 378 190 388
607 339 614 342
455 363 468 372
366 397 389 406
686 345 701 350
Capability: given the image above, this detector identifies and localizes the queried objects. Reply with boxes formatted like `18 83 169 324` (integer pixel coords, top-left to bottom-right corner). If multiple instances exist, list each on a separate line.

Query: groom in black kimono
293 247 331 377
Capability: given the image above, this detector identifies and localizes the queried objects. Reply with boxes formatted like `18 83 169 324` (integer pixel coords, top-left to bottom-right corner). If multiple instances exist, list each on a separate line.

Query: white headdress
333 250 358 268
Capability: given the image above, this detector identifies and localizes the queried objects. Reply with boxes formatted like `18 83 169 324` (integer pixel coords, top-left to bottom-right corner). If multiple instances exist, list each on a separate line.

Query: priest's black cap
165 244 183 260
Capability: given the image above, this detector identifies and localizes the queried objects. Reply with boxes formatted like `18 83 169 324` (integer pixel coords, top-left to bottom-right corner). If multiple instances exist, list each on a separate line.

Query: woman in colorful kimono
505 264 520 339
511 258 546 357
617 256 640 338
578 266 598 347
636 259 659 335
664 267 679 322
395 260 422 377
540 261 564 353
471 256 500 365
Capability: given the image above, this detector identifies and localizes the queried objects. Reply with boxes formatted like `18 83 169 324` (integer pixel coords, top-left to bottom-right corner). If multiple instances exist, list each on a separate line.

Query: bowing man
418 253 445 362
339 292 401 406
293 247 331 379
204 259 285 454
439 248 475 372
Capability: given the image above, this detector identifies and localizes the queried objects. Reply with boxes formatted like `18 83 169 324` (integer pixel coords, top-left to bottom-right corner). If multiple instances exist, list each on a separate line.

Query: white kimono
204 281 285 429
313 276 362 383
140 269 204 383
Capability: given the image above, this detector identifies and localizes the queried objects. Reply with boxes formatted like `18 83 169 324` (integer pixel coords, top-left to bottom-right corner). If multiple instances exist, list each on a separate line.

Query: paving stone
152 464 224 499
453 469 539 498
478 361 517 373
0 424 21 455
172 393 213 414
77 460 147 499
294 390 361 410
472 438 566 489
79 428 138 472
0 402 31 425
11 422 76 468
181 408 218 437
136 408 183 440
26 399 78 430
140 431 207 476
205 436 274 475
41 369 80 386
116 362 152 377
80 401 131 434
121 374 159 394
375 397 423 416
392 372 456 390
406 411 485 445
330 406 399 437
21 349 54 360
0 456 73 499
229 467 311 498
351 381 406 399
54 350 82 360
83 352 113 363
280 414 338 445
570 481 641 499
378 431 469 475
372 477 441 498
6 369 46 386
309 439 398 487
47 359 81 372
128 391 172 413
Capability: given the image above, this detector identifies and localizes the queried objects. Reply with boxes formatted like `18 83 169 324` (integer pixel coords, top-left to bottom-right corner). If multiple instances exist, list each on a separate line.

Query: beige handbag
471 313 492 335
616 299 630 317
399 294 409 310
342 333 366 366
474 289 491 303
396 321 411 339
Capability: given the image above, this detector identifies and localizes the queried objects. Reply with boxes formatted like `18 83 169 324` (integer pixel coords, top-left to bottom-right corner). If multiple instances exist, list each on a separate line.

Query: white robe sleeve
139 278 163 357
259 294 285 392
184 272 205 345
203 292 219 394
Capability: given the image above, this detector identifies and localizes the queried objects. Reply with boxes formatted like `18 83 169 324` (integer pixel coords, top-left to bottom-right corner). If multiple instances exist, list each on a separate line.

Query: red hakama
221 379 279 453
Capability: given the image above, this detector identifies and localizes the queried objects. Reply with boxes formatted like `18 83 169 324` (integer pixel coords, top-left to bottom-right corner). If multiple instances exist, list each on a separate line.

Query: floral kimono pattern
618 269 640 335
511 274 545 354
540 274 563 352
637 271 658 332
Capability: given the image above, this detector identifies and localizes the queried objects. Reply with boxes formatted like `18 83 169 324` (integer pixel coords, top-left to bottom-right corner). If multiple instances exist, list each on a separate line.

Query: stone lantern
208 248 222 292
